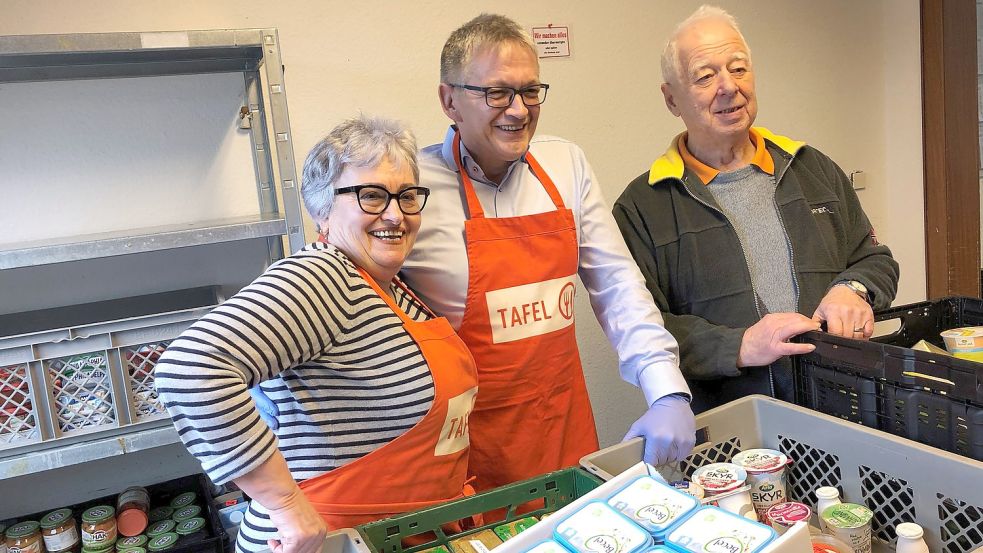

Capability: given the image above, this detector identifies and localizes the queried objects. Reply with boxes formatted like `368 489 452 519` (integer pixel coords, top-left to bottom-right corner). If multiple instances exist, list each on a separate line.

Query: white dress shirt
400 126 690 405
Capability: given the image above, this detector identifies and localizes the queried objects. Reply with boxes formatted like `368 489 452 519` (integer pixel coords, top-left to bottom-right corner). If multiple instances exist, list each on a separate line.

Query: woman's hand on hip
266 486 327 553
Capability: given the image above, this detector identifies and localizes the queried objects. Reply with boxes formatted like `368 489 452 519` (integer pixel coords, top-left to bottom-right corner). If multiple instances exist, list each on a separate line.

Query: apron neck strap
451 131 568 220
355 266 435 322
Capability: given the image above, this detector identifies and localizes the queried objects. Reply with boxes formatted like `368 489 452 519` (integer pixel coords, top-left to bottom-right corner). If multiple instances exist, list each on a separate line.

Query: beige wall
1 0 924 446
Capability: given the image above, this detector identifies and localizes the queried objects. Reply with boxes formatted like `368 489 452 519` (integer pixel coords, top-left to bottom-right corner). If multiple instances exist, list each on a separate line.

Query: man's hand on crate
812 285 875 340
623 394 696 466
737 313 821 367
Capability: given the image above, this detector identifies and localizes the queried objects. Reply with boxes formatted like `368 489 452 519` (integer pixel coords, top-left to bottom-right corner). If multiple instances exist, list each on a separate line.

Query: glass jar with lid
40 508 81 553
116 486 150 537
81 506 117 551
146 532 178 552
5 520 44 553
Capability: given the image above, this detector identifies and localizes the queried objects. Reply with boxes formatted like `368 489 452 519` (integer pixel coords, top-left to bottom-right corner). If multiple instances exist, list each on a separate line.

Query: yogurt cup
554 501 652 553
822 503 873 553
810 532 854 553
940 327 983 361
732 449 791 522
765 502 811 535
607 475 700 540
665 506 776 553
692 463 757 521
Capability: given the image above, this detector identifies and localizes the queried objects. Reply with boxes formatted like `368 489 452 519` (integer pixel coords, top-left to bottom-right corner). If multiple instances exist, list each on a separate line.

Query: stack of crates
793 296 983 461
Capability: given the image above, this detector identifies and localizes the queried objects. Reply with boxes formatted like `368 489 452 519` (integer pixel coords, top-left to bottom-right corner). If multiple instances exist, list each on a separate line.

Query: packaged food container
643 547 676 552
821 503 873 553
765 502 810 535
448 529 501 553
117 486 150 537
691 463 756 521
5 521 43 553
524 539 566 553
554 500 652 553
664 506 776 553
145 520 176 539
174 517 206 538
40 508 81 553
607 475 700 540
810 532 853 553
118 549 145 553
895 522 929 553
168 492 196 510
493 516 538 541
814 487 841 533
115 534 149 550
668 480 705 500
170 504 201 524
731 449 790 522
147 507 172 525
146 532 179 552
81 506 118 551
940 327 983 361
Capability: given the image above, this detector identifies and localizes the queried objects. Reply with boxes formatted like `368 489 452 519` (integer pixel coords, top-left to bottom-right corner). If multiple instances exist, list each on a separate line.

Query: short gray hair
440 13 537 83
661 5 749 85
301 114 418 224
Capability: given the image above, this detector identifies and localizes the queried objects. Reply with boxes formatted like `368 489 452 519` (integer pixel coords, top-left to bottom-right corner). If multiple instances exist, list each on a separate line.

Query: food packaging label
607 476 699 538
821 503 873 553
494 517 539 541
555 501 651 553
665 506 776 553
691 463 747 494
732 450 790 521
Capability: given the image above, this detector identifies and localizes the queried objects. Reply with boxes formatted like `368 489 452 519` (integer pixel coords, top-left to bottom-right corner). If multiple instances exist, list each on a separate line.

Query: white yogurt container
523 539 567 553
554 501 652 553
691 463 757 521
664 506 777 553
822 503 874 553
607 475 700 540
731 449 791 523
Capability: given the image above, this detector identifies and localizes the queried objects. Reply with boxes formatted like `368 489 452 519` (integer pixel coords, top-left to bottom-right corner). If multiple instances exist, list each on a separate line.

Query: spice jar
40 508 81 553
5 520 43 553
116 486 150 537
81 506 117 551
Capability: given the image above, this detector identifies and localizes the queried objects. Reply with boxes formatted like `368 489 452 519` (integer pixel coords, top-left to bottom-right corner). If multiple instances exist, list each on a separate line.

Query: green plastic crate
356 467 602 553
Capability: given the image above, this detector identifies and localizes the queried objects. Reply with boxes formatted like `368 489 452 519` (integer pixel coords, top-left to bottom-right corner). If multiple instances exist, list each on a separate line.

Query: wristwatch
835 280 871 304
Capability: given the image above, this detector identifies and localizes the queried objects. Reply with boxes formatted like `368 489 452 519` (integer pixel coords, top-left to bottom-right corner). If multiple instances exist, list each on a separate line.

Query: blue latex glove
249 385 279 430
623 394 696 466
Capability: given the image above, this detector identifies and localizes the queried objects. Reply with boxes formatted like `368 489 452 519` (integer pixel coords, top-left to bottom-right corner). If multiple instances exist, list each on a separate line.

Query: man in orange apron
399 14 698 492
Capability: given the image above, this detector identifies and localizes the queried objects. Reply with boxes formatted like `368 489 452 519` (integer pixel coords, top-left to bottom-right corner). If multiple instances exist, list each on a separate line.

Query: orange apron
297 266 479 530
452 132 599 493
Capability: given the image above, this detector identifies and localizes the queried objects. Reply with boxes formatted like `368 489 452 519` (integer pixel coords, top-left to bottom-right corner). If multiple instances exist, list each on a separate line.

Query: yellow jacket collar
648 127 807 185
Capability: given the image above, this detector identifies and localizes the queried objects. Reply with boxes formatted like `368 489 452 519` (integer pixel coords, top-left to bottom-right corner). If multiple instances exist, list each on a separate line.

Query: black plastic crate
12 473 226 553
793 296 983 461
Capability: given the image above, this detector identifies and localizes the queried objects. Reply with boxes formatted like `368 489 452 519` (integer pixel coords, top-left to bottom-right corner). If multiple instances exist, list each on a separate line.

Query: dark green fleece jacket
613 127 899 412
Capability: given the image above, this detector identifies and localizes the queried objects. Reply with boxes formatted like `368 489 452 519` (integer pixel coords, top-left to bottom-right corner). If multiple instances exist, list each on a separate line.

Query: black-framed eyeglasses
449 83 550 108
335 184 430 215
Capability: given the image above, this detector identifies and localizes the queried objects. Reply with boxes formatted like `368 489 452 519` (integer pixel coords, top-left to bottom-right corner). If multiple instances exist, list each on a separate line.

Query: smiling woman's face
324 158 420 285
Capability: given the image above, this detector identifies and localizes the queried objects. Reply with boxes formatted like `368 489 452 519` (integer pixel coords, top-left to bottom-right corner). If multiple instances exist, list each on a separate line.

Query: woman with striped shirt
155 115 478 553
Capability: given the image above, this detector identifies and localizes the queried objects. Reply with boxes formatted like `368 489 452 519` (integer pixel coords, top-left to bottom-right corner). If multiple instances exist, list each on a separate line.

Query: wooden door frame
922 0 981 298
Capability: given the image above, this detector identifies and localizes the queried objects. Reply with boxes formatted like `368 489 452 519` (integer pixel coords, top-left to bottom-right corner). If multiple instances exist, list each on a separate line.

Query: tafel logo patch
434 386 478 456
485 275 577 344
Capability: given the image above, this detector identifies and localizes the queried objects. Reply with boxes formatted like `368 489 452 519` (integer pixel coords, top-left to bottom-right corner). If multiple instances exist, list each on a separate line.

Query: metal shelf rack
0 28 305 507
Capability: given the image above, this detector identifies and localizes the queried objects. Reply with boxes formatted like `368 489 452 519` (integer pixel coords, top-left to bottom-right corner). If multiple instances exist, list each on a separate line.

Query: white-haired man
614 6 899 412
400 13 697 489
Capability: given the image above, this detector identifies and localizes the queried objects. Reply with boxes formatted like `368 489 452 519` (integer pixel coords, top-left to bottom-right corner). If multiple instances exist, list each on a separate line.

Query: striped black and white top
154 243 435 552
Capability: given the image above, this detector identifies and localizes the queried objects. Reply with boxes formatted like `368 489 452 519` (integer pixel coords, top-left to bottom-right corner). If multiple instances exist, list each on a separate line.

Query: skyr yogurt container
731 449 791 522
691 463 756 521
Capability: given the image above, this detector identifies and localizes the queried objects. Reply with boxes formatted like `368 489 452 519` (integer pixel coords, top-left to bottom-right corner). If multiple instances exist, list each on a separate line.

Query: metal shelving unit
0 29 304 500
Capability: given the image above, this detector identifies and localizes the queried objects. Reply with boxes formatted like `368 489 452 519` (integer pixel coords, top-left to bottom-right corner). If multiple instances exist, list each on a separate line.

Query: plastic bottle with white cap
895 522 929 553
815 487 841 533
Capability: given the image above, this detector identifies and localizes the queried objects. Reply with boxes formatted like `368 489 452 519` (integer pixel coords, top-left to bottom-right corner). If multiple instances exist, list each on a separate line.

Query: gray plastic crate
0 306 212 452
580 395 983 553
